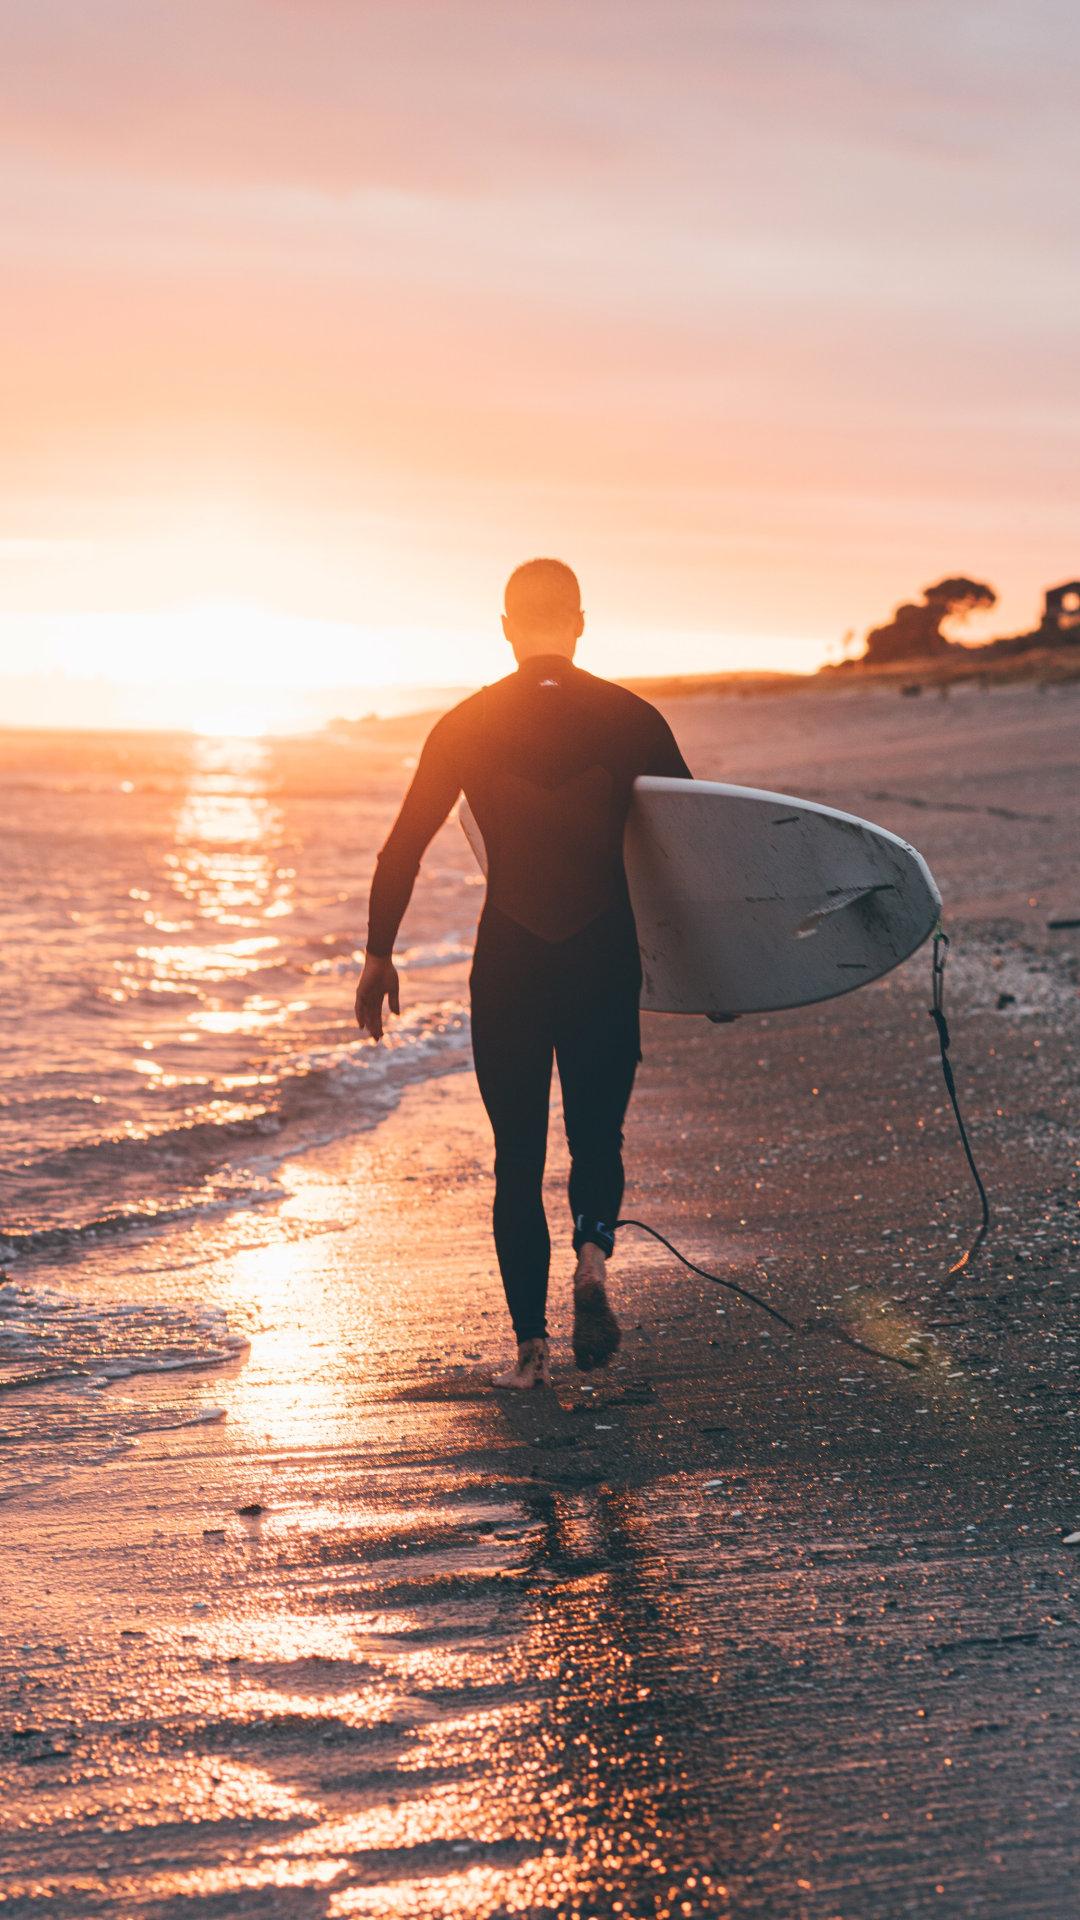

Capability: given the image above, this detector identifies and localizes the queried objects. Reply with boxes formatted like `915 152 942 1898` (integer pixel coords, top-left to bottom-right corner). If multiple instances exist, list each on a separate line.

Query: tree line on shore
850 576 1080 669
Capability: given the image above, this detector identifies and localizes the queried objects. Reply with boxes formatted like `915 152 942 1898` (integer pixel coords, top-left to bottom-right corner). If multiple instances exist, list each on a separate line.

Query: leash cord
929 929 992 1272
613 1218 797 1330
614 1217 921 1370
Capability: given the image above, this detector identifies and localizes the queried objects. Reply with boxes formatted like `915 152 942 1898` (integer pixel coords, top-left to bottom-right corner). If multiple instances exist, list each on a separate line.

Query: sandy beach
2 679 1078 1919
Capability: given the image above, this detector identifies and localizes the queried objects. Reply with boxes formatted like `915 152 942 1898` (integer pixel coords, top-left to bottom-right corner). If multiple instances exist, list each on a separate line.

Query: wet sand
3 680 1079 1918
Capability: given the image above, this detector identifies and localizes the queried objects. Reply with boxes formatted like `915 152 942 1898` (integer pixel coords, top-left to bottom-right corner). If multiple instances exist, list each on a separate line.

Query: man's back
366 655 690 954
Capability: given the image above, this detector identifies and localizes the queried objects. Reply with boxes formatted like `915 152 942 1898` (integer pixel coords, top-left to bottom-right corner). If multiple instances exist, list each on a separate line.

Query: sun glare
193 712 274 740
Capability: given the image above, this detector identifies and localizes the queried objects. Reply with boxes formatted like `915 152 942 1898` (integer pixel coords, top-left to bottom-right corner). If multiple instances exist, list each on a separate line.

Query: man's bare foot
573 1244 621 1371
492 1336 551 1390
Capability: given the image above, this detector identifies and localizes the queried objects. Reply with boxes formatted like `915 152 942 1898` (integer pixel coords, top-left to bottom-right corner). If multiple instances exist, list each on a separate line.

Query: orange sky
2 2 1079 729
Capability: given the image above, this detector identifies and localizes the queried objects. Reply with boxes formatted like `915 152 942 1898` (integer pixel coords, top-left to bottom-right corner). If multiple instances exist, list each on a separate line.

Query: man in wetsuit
355 559 691 1389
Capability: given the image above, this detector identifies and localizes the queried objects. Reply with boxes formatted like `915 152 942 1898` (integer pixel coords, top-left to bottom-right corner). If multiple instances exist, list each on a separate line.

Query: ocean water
0 720 475 1479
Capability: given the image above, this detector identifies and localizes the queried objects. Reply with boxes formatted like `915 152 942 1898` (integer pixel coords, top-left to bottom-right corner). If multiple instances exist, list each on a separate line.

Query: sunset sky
2 1 1079 731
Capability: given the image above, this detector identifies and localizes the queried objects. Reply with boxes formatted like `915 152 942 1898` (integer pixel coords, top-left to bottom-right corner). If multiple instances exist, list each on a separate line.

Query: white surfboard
458 777 941 1017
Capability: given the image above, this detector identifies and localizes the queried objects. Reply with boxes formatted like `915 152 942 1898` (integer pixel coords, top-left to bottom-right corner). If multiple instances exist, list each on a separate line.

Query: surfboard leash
613 1219 797 1330
614 1218 923 1371
929 928 992 1272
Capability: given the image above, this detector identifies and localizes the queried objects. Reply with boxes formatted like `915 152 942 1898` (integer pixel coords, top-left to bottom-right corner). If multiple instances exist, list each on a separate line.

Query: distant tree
862 577 997 666
921 578 998 621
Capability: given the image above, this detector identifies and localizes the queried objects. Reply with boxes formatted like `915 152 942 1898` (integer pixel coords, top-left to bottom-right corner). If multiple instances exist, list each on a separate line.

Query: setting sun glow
3 4 1077 730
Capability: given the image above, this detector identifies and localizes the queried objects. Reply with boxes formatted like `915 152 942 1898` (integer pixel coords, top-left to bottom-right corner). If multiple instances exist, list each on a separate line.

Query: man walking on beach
355 560 691 1388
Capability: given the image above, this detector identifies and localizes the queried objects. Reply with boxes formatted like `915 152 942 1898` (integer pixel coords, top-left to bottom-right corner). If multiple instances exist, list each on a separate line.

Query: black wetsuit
366 654 691 1340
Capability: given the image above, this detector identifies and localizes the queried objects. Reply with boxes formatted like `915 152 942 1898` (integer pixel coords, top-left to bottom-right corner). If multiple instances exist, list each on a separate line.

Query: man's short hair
504 558 581 630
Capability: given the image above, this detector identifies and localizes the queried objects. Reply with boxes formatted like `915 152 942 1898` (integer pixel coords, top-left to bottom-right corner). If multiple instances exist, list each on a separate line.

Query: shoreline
3 645 1077 759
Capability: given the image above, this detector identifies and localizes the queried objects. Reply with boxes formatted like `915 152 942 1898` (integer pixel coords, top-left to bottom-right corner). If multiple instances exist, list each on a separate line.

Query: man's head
502 558 584 662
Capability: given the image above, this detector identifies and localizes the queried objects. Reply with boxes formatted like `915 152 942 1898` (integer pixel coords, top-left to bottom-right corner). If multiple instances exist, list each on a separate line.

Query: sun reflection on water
171 736 291 931
133 734 298 1039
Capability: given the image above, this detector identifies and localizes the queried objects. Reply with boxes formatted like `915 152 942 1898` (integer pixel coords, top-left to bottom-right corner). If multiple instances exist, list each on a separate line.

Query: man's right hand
354 954 401 1042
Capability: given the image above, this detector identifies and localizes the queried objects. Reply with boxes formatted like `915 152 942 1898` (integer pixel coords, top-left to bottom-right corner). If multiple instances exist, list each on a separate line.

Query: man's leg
470 955 554 1384
554 963 641 1369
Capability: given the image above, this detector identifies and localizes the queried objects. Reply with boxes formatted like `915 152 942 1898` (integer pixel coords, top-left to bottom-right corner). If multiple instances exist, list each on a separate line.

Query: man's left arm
645 707 693 779
356 714 462 1039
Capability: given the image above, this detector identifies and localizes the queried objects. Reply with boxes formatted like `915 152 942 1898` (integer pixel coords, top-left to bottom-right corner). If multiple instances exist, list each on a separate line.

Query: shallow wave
65 979 206 1015
301 934 473 977
0 1172 286 1259
67 952 312 1013
397 936 475 970
0 1281 244 1502
0 1278 248 1392
1 1004 472 1259
15 1104 286 1183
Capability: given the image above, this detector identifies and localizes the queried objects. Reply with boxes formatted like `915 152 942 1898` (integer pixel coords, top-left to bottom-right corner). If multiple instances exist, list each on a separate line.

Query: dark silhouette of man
355 560 691 1388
